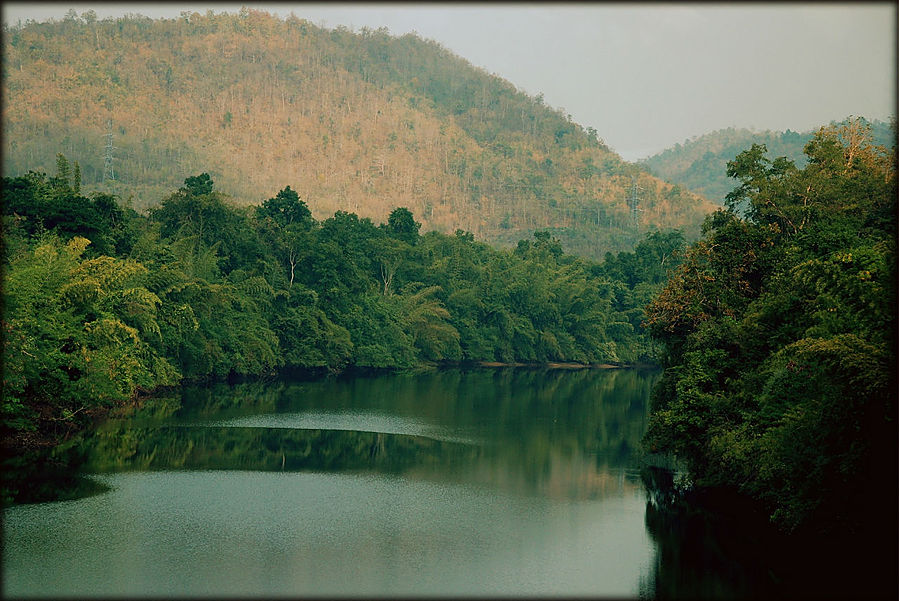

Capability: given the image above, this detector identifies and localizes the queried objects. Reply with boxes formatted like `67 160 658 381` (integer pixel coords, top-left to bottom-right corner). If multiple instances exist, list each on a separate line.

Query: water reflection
201 410 482 444
3 367 663 598
1 444 111 505
6 366 888 599
640 469 899 600
75 367 657 498
641 494 774 599
85 425 482 475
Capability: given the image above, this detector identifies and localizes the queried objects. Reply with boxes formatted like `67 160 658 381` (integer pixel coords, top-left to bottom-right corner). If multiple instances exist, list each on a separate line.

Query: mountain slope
2 9 715 258
641 119 894 203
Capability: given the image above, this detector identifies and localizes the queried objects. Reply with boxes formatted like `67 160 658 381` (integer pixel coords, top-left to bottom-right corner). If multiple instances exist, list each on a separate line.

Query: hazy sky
3 3 895 160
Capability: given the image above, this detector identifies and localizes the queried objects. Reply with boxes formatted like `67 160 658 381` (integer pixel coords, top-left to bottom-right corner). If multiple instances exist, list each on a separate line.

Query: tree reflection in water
641 467 898 600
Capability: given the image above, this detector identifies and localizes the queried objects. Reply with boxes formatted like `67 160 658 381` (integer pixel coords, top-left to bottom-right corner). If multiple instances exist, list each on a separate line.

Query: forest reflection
79 367 658 502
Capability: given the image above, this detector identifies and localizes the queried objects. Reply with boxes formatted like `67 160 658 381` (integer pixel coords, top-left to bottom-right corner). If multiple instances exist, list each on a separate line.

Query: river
3 367 661 597
4 367 886 599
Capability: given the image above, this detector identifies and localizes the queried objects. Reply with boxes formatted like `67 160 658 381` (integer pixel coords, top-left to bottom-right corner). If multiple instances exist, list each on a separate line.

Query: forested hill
2 8 714 259
641 118 894 203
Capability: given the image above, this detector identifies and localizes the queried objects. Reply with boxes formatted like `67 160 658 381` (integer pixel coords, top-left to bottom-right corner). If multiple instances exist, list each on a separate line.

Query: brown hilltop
2 8 715 258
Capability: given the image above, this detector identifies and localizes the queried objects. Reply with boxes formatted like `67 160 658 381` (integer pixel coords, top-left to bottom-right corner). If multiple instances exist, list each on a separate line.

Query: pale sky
3 2 895 160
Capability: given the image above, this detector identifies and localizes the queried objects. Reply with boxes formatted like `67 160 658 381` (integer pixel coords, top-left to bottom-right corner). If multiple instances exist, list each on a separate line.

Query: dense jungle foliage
2 9 713 259
2 157 684 445
643 120 897 537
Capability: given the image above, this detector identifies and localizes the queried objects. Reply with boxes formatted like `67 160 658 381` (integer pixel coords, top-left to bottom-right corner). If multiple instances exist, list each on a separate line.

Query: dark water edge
642 468 898 600
1 443 111 506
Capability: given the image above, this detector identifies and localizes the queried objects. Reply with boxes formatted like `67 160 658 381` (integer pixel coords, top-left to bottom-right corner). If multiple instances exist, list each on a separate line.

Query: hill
641 119 894 203
1 8 714 259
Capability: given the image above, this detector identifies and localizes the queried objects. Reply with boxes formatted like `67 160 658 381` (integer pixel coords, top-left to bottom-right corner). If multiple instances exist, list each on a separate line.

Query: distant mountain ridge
641 119 895 203
2 8 714 259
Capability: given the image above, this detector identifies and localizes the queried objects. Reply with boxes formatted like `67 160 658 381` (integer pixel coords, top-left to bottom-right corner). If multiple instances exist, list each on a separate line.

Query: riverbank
480 361 622 369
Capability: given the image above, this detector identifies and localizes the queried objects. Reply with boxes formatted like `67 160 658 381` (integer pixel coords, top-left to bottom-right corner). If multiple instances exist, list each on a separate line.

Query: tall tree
384 207 421 246
643 119 896 535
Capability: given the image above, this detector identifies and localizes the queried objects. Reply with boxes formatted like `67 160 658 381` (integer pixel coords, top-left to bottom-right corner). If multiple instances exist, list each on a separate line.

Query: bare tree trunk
288 249 298 287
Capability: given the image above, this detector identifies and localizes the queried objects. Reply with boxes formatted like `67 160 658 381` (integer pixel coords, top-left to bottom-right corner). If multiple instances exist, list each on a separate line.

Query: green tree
384 207 421 246
182 172 214 196
644 118 896 534
255 186 314 288
2 170 133 256
255 185 312 228
400 285 461 361
54 153 72 190
150 173 265 274
371 236 408 295
2 236 179 434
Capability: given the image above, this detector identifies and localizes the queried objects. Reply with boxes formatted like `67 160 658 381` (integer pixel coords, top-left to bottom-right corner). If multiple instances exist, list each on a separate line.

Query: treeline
643 120 896 537
2 156 684 441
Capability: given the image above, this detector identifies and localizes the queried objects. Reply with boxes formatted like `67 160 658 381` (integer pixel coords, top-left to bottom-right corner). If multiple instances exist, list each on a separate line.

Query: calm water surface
4 367 665 597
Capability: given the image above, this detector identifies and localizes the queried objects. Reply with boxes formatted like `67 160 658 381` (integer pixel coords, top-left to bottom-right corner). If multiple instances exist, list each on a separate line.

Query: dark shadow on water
642 466 898 600
2 444 111 507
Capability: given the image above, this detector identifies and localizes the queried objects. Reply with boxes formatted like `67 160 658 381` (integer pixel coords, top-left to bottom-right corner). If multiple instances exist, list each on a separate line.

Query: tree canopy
3 162 682 450
643 119 896 536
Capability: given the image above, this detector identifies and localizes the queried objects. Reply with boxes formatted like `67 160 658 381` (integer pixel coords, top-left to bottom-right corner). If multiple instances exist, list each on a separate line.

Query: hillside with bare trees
2 8 715 258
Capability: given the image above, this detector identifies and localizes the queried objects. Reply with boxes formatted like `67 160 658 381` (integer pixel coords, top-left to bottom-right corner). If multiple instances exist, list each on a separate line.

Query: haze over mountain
5 3 894 162
2 9 715 259
642 119 895 204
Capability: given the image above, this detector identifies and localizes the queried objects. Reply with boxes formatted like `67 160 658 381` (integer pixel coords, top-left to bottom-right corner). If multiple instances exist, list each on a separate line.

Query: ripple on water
2 470 653 597
197 410 482 444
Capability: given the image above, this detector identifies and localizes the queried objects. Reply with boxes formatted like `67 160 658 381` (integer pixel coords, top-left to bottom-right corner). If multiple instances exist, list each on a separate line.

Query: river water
6 367 888 599
3 367 662 597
